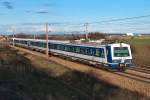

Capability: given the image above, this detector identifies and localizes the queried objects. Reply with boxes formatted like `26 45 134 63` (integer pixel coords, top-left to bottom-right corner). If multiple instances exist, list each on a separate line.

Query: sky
0 0 150 34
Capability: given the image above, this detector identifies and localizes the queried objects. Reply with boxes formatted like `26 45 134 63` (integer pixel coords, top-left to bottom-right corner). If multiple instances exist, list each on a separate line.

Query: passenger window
90 49 93 56
65 46 67 51
106 50 108 56
95 49 100 57
101 50 105 58
76 47 80 53
85 48 89 55
72 46 75 52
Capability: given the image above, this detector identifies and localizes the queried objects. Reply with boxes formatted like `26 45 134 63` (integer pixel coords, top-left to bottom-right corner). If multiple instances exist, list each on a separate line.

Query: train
11 38 132 71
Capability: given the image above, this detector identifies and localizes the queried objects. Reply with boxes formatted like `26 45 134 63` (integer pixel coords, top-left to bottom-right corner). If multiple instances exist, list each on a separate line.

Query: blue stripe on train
106 46 112 63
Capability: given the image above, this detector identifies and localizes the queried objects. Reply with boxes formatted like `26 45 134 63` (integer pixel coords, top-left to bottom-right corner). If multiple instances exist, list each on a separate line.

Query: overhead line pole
33 27 37 39
12 28 15 47
45 23 49 57
85 23 89 40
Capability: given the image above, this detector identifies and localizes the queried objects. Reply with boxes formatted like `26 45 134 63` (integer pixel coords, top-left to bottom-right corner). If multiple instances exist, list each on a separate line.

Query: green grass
106 35 150 45
128 37 150 44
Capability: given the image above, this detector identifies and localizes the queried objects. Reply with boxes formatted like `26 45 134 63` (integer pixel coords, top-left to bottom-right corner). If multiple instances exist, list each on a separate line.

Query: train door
27 41 31 47
106 46 112 63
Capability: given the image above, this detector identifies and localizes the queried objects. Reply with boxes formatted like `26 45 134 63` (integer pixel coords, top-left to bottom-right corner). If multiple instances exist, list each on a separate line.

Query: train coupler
119 63 126 71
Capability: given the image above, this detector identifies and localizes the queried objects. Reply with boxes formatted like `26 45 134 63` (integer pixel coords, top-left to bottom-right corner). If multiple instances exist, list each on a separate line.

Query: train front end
105 43 132 71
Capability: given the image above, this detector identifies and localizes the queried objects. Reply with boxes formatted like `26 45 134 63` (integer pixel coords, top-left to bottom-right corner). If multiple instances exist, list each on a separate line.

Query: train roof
13 38 70 43
13 38 130 48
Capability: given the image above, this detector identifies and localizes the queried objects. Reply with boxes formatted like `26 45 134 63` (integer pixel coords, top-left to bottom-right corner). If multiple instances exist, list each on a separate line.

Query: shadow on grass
0 45 149 100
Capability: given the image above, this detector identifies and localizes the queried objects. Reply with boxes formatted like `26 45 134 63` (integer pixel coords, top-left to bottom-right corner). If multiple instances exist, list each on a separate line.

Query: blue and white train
12 38 132 71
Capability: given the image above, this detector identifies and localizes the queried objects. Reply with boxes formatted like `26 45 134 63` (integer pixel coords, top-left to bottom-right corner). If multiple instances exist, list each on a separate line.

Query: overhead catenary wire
1 14 150 34
90 14 150 24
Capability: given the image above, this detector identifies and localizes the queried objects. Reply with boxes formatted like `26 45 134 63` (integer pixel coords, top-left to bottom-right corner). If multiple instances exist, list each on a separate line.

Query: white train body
12 38 132 71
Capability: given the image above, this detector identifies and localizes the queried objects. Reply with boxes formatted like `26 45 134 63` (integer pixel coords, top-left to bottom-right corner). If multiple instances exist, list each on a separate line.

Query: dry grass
131 44 150 67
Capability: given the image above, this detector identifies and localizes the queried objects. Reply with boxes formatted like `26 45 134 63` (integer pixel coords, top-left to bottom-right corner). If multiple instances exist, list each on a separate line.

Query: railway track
129 67 150 74
114 66 150 85
115 71 150 84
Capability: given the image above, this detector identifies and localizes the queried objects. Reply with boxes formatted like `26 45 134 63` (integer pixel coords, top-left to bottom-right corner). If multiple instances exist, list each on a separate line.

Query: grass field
127 36 150 67
131 44 150 67
127 36 150 45
0 43 149 100
107 35 150 45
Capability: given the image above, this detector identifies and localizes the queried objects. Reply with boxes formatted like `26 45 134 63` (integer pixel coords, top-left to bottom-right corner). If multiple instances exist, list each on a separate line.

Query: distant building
135 34 142 37
126 33 134 36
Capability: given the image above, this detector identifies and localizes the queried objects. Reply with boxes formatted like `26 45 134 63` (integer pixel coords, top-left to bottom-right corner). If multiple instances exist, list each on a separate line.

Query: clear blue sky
0 0 150 33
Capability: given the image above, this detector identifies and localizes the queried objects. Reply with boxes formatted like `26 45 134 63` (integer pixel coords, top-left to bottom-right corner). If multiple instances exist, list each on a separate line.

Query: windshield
114 47 129 57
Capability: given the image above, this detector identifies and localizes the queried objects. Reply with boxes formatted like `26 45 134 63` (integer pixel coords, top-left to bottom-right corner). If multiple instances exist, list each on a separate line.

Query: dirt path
12 45 150 97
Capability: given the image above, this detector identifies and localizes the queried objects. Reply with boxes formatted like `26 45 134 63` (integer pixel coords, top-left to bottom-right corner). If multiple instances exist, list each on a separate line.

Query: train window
33 42 35 46
48 43 51 49
69 46 73 52
43 43 46 48
53 44 55 49
54 44 57 49
80 47 84 54
65 46 68 51
49 44 51 48
72 46 75 52
58 44 61 50
106 50 108 56
89 48 92 55
61 45 65 51
39 42 42 47
51 44 54 49
15 40 18 43
67 45 70 52
76 47 80 53
35 42 38 46
31 42 33 45
79 47 82 54
114 47 129 57
57 44 60 50
85 48 89 55
59 45 62 50
95 49 100 57
36 42 39 46
69 46 72 52
83 47 86 54
39 42 43 47
86 48 91 55
37 42 39 46
101 50 105 58
34 42 36 46
67 46 69 51
92 49 95 56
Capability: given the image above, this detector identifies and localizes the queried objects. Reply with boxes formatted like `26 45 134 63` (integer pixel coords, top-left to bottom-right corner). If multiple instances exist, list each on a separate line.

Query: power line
2 14 150 27
1 14 150 33
90 14 150 24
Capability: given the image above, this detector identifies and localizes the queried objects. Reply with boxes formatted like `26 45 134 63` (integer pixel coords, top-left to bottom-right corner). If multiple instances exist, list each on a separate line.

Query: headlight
112 60 120 63
125 59 131 63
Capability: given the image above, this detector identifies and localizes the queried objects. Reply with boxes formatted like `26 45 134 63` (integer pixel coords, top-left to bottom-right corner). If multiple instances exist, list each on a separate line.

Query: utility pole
45 23 49 57
85 23 89 40
33 27 36 39
12 28 15 47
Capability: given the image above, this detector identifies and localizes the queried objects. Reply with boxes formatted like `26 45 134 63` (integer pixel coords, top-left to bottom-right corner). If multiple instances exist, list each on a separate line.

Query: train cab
105 43 132 71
